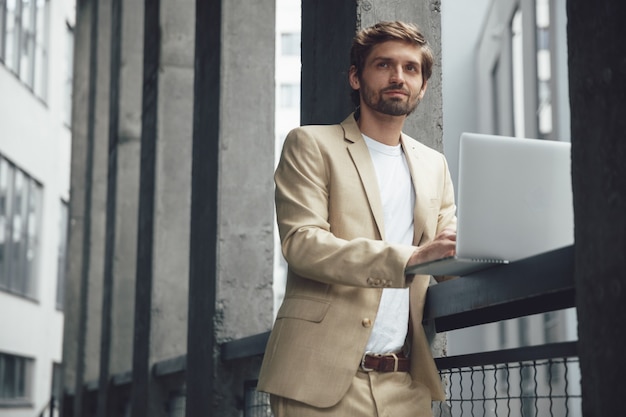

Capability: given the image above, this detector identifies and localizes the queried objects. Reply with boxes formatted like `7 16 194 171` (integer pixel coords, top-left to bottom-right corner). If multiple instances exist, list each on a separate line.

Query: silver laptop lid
455 133 574 262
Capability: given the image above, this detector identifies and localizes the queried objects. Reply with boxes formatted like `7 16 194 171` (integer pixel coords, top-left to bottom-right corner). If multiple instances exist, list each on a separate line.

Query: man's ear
418 80 428 100
348 65 360 90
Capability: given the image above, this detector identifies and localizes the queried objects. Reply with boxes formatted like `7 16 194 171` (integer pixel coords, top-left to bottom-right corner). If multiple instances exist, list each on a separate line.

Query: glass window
0 160 13 291
1 0 49 99
0 155 42 299
56 200 68 310
63 21 73 126
0 0 6 61
4 0 17 71
0 352 32 403
279 83 299 109
511 8 525 138
19 0 35 86
280 32 300 56
33 0 48 99
535 0 553 138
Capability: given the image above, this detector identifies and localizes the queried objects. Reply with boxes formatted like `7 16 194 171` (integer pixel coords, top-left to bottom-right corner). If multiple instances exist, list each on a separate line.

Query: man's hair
350 21 434 107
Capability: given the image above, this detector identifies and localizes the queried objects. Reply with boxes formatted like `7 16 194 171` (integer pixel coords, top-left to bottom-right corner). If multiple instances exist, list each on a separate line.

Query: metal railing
67 246 576 416
222 245 578 417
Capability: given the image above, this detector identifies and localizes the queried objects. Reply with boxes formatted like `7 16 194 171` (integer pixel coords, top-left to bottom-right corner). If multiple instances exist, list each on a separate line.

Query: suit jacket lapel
401 134 431 246
341 115 386 240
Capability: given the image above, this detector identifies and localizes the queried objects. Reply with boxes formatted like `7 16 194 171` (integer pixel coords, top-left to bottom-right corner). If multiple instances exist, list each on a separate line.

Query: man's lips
382 88 409 97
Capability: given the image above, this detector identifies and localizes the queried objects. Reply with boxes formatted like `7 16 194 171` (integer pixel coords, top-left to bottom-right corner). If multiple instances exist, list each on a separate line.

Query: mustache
381 85 410 95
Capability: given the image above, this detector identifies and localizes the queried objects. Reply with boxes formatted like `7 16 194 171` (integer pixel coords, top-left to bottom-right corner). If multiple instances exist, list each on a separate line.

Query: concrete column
110 0 144 376
150 0 195 366
84 0 112 383
214 0 276 414
62 0 92 405
63 0 112 415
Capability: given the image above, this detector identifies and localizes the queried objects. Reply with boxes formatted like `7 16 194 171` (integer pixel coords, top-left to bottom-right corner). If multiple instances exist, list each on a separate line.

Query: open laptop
405 132 574 276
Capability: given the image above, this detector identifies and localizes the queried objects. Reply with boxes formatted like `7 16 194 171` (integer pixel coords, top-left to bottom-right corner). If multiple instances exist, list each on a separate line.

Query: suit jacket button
362 318 372 328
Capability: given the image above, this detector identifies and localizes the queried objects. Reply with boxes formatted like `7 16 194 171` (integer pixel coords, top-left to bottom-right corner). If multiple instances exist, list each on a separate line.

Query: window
56 200 68 310
511 8 525 138
535 0 553 138
63 21 74 126
0 156 42 299
280 32 300 56
0 0 5 60
0 352 33 404
0 0 49 99
279 83 299 109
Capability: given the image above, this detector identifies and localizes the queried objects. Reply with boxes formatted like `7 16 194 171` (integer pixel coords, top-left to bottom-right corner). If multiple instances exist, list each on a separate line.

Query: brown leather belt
360 352 410 372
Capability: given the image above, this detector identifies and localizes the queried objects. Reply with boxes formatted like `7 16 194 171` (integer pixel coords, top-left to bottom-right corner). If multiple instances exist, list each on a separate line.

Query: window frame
0 155 42 300
0 352 34 406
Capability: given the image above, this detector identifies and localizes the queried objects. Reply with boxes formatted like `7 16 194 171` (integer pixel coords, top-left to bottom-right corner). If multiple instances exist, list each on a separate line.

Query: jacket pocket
276 296 331 323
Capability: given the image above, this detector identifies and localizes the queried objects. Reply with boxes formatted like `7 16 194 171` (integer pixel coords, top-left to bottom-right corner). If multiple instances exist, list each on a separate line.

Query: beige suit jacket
258 114 457 407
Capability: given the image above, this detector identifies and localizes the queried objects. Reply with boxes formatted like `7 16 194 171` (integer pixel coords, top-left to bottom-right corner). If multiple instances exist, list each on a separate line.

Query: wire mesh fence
437 357 582 417
244 380 273 417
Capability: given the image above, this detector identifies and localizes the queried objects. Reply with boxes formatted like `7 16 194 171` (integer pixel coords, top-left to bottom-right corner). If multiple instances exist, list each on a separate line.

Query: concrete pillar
62 0 92 406
62 0 112 415
213 0 276 414
140 0 195 414
150 0 195 366
110 0 143 377
84 0 112 387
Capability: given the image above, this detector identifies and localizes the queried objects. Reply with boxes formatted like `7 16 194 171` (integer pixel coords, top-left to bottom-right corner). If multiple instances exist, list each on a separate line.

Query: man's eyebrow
370 56 421 66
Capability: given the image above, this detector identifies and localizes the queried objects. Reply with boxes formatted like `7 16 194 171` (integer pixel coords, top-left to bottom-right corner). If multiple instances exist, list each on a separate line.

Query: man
258 21 457 417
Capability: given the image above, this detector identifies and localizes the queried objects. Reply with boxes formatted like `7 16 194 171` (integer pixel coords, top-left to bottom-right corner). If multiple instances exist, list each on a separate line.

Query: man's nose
390 65 405 84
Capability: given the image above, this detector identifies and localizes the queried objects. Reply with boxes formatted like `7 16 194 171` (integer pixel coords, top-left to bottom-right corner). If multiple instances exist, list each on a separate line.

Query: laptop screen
455 133 574 262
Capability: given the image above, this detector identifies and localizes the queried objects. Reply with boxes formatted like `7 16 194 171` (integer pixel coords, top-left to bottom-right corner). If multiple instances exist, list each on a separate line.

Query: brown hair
350 21 434 106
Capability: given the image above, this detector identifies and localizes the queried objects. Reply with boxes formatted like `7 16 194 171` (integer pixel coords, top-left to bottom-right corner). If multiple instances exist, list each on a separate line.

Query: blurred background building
0 0 75 415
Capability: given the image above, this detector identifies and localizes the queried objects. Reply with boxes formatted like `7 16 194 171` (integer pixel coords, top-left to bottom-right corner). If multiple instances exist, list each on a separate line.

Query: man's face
350 40 428 117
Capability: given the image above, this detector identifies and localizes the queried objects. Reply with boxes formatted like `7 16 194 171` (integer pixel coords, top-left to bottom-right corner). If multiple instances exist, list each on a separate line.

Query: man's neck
357 107 406 146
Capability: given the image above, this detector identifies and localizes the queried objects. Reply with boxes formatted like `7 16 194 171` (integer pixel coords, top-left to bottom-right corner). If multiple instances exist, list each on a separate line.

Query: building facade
0 0 75 415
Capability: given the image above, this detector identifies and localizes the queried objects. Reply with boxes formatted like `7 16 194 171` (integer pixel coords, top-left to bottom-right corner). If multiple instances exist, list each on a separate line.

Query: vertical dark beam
96 0 122 415
300 0 357 125
567 0 626 415
186 0 220 415
130 0 159 415
73 0 99 416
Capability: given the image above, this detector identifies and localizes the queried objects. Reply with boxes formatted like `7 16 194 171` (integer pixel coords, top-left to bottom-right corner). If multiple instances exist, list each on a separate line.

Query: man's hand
407 228 457 267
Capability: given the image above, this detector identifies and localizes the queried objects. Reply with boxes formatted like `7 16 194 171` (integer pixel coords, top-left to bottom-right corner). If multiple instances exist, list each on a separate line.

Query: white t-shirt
362 134 415 354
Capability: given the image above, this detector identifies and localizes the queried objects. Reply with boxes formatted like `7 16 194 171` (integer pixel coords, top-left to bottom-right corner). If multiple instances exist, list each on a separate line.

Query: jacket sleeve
275 127 416 289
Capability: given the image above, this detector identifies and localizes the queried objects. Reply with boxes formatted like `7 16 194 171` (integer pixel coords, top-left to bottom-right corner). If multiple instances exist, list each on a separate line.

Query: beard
360 82 420 116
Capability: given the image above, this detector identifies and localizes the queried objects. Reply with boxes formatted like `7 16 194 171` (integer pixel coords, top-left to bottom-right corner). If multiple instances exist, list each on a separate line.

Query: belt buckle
389 352 399 372
360 351 376 372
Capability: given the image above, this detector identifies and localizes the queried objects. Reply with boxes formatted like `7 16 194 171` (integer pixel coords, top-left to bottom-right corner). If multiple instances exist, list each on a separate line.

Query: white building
0 0 74 415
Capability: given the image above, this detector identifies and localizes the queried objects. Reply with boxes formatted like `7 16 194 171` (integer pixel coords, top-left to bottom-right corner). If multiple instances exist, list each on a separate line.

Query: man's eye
378 62 389 68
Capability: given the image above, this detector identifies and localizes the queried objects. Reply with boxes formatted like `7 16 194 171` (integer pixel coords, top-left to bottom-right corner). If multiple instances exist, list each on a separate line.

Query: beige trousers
270 370 433 417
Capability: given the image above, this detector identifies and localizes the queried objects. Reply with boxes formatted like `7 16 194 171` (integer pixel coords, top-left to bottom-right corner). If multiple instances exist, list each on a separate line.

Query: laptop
405 132 574 276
